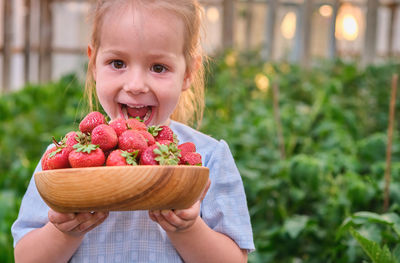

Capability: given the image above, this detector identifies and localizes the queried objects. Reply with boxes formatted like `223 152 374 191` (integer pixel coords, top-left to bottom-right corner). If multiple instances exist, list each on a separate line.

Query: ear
182 71 192 91
182 55 202 91
87 45 97 80
87 45 93 59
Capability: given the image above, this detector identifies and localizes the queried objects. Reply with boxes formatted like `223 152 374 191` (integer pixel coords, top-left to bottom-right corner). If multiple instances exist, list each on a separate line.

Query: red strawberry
109 118 128 137
153 126 174 142
118 130 148 155
79 111 106 134
41 149 52 170
106 149 138 166
178 142 196 155
68 144 105 168
178 142 197 165
140 142 181 165
156 140 173 145
180 152 202 166
65 131 79 150
41 135 77 170
41 145 71 170
91 124 118 151
138 130 156 146
126 118 147 131
140 145 159 165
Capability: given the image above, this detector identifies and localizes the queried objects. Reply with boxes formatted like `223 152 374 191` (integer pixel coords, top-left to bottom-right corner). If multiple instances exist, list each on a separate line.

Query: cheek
95 74 116 97
95 83 107 102
160 82 182 104
162 92 182 119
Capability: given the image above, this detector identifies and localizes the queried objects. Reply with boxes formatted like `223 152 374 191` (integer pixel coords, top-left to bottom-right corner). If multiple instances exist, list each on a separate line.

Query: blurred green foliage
1 52 400 262
340 211 400 262
201 51 400 262
0 75 87 261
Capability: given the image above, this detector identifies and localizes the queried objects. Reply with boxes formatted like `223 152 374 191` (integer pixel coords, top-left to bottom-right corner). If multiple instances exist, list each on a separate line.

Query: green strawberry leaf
126 158 138 165
49 148 62 158
75 131 90 145
159 144 169 153
148 126 162 136
121 150 138 165
153 142 181 165
73 143 99 153
153 149 162 156
173 134 179 144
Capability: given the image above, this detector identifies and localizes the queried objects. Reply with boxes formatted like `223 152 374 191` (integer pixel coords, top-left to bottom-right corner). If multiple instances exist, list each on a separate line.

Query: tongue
126 106 149 119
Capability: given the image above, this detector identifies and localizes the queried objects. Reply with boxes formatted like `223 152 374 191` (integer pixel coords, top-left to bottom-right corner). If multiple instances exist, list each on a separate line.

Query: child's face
90 6 191 126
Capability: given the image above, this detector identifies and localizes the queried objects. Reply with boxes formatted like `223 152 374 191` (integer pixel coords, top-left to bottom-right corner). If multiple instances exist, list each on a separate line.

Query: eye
110 60 126 69
151 64 167 73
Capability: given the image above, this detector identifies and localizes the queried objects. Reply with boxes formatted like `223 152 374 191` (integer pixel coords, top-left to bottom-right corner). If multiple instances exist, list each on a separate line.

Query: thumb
48 209 75 224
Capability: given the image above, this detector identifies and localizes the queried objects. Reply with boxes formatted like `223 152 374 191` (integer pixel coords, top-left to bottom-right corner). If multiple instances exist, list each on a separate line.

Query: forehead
99 3 186 53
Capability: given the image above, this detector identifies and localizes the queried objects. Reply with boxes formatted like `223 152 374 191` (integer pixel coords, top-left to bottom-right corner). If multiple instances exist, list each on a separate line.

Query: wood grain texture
34 166 209 212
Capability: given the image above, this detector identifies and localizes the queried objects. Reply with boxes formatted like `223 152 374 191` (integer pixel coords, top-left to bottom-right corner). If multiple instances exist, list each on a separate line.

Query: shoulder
169 121 232 167
169 120 219 148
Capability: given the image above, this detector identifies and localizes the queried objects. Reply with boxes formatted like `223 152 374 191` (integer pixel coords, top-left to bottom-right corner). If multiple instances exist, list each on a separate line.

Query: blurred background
1 0 399 91
1 0 400 262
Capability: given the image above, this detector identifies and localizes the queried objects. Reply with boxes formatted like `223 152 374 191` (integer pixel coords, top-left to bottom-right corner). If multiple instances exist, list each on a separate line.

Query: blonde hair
85 0 205 127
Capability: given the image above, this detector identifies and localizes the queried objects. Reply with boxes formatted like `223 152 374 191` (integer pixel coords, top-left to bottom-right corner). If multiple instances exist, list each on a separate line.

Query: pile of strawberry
41 111 202 170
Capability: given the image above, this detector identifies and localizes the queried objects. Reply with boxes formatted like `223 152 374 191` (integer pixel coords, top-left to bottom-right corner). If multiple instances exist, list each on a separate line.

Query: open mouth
119 104 154 124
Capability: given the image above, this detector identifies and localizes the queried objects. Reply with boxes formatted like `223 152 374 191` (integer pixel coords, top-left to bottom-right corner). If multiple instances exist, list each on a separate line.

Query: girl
12 0 254 262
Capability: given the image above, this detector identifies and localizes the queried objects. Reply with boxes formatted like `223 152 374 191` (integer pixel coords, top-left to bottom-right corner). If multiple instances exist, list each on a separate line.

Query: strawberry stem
52 136 60 147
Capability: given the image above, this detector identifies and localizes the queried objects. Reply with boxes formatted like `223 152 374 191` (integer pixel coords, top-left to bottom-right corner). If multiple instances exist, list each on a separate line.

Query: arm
160 212 247 263
149 180 248 263
14 222 83 263
14 210 108 263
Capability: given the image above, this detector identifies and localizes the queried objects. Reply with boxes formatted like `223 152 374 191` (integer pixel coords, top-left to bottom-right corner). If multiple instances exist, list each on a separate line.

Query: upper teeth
127 105 146 108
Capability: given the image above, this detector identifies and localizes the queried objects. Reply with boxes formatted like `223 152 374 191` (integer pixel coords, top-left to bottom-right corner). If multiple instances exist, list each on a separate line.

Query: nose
123 69 149 95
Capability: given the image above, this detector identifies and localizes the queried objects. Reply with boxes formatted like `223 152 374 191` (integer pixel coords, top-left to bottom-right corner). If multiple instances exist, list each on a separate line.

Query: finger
152 210 178 232
148 211 157 222
77 212 108 233
54 219 81 232
175 202 200 220
75 212 96 224
82 213 108 233
54 212 93 232
48 209 75 224
160 210 186 228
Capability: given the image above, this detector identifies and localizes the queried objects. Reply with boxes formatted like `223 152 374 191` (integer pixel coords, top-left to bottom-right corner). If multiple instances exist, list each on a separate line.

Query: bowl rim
34 165 210 212
35 165 209 174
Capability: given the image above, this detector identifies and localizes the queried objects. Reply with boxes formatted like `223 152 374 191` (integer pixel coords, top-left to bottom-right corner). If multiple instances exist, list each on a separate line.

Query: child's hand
149 179 211 233
48 209 109 237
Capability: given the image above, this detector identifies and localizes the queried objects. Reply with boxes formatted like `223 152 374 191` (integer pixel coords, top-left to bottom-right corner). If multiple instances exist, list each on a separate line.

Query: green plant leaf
354 212 400 238
393 244 400 262
283 215 309 239
349 228 396 263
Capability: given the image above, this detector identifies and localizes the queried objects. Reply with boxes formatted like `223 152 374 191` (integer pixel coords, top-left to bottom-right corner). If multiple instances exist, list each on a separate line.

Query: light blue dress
12 121 255 262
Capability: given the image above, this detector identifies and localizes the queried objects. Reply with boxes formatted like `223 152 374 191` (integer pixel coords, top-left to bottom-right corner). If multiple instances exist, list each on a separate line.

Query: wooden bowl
34 166 209 213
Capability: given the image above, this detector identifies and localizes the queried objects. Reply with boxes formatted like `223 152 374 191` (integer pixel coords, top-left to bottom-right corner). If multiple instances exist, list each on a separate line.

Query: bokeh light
319 4 333 17
281 11 297 40
206 7 220 23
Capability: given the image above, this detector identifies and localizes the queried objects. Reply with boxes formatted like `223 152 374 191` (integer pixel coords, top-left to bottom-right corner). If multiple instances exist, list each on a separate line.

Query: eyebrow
146 52 178 60
101 49 127 57
101 49 178 60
